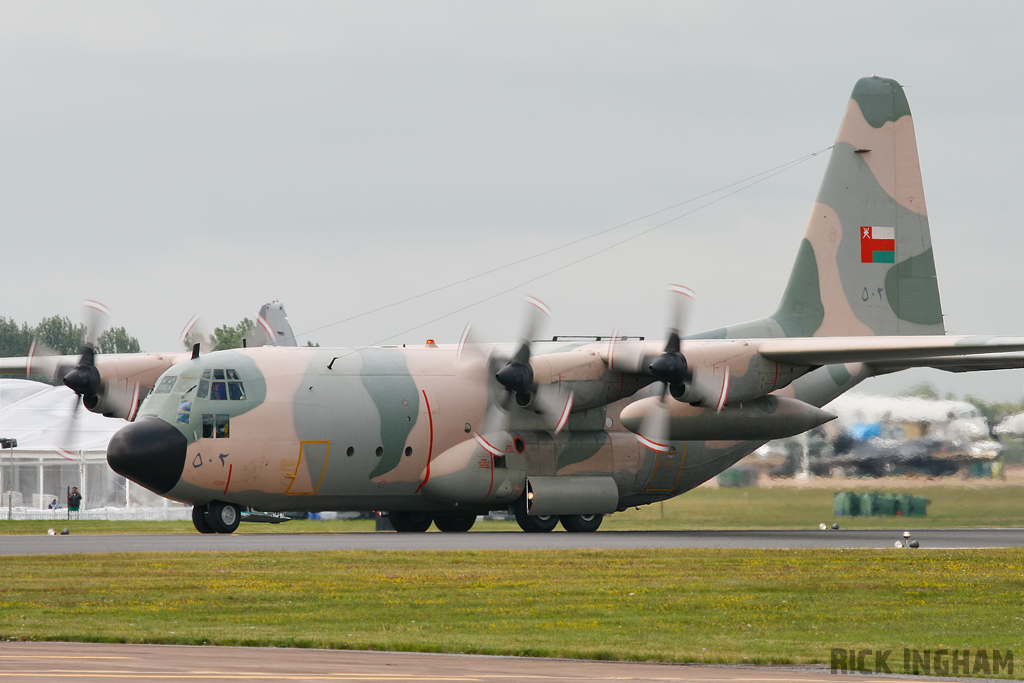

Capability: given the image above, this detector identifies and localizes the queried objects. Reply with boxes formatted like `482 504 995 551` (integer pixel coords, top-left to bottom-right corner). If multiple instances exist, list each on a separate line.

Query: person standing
68 487 82 519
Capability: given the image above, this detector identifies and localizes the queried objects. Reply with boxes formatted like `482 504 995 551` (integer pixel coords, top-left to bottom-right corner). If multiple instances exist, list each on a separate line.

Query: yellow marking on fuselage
644 442 687 492
284 440 331 495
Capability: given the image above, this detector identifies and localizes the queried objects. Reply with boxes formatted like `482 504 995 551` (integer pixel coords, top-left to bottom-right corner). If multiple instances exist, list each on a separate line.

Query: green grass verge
1 483 1021 534
1 549 1021 678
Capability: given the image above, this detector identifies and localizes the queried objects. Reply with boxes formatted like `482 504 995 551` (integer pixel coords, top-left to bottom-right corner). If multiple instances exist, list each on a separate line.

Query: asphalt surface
0 642 971 683
2 528 1022 555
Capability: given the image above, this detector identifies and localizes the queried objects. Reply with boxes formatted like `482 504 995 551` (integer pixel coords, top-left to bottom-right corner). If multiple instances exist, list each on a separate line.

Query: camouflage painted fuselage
131 341 868 514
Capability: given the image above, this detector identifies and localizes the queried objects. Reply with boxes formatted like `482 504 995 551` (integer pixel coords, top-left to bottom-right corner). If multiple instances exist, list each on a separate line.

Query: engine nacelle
84 379 146 421
619 395 835 441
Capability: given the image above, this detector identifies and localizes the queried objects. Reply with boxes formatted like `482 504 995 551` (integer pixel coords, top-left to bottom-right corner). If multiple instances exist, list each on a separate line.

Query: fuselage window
176 400 192 424
202 369 212 379
197 379 210 399
210 382 227 400
202 414 214 438
226 369 240 380
155 376 178 394
215 414 230 438
227 381 245 400
213 369 225 380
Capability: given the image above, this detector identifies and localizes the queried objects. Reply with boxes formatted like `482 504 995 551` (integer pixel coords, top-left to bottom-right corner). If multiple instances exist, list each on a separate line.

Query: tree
33 315 85 355
209 318 255 350
0 317 34 357
97 327 141 354
963 394 1024 429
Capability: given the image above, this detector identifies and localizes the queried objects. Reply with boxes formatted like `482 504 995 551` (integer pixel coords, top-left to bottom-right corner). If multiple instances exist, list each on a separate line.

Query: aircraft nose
107 416 187 495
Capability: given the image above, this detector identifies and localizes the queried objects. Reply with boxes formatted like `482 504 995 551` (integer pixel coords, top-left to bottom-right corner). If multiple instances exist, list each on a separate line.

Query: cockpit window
210 382 227 400
200 370 246 400
215 414 230 438
155 376 178 394
228 382 245 400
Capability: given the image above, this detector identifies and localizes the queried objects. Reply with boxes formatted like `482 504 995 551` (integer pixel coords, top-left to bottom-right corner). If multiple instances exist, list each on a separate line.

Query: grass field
1 548 1021 678
2 482 1021 534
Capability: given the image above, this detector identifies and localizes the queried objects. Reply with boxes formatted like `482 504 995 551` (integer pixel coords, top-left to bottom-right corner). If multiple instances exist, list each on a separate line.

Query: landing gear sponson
385 504 605 533
190 504 604 534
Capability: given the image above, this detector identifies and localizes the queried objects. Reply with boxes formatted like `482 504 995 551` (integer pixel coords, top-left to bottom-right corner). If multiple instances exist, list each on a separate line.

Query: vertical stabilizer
252 302 297 347
772 76 944 337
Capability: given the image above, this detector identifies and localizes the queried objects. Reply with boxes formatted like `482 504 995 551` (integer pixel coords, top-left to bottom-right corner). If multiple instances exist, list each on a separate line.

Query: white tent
0 378 177 514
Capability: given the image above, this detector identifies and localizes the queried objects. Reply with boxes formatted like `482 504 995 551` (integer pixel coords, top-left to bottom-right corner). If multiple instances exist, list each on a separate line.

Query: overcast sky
2 2 1022 399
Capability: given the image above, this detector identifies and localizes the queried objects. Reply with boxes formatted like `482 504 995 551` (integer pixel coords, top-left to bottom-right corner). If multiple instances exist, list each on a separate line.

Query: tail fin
771 76 944 337
252 302 297 347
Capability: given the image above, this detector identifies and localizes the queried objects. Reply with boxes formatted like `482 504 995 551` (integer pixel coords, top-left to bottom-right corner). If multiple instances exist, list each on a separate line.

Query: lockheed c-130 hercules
7 76 1024 534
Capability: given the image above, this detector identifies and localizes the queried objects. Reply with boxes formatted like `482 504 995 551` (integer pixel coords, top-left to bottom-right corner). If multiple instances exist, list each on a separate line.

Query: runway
2 528 1022 555
0 642 947 683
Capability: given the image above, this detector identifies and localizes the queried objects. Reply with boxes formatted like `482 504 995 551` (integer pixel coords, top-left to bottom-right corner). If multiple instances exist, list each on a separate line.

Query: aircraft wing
868 353 1024 373
754 336 1024 366
1 354 79 378
1 353 187 384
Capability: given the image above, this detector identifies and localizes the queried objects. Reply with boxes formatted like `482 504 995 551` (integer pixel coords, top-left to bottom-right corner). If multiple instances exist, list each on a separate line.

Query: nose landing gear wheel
560 513 604 533
192 505 215 534
207 501 240 534
388 511 433 532
512 496 558 533
433 513 477 532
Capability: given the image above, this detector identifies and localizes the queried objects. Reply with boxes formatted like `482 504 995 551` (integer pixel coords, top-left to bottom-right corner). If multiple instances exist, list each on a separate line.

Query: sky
2 2 1023 400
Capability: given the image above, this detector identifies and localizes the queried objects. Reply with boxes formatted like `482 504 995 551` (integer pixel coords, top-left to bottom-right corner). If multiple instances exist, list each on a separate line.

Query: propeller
630 286 704 454
461 296 575 442
178 313 218 354
54 300 110 458
62 300 109 398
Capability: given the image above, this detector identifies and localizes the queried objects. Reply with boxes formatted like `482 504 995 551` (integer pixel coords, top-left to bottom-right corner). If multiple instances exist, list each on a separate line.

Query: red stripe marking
257 314 275 341
473 432 504 456
771 361 779 391
27 340 37 376
636 434 671 453
715 368 730 412
481 454 495 502
178 314 200 345
414 390 434 494
126 383 140 422
554 392 574 434
84 300 110 315
54 448 77 461
223 463 233 494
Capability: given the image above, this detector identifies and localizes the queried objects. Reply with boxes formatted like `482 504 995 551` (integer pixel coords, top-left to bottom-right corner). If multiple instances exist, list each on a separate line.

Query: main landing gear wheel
433 513 477 532
207 501 240 534
191 505 215 534
388 511 433 532
560 514 604 533
512 496 558 533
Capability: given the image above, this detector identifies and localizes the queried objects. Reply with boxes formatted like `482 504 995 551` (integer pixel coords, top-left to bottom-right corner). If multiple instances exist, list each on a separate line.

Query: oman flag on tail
860 226 895 263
